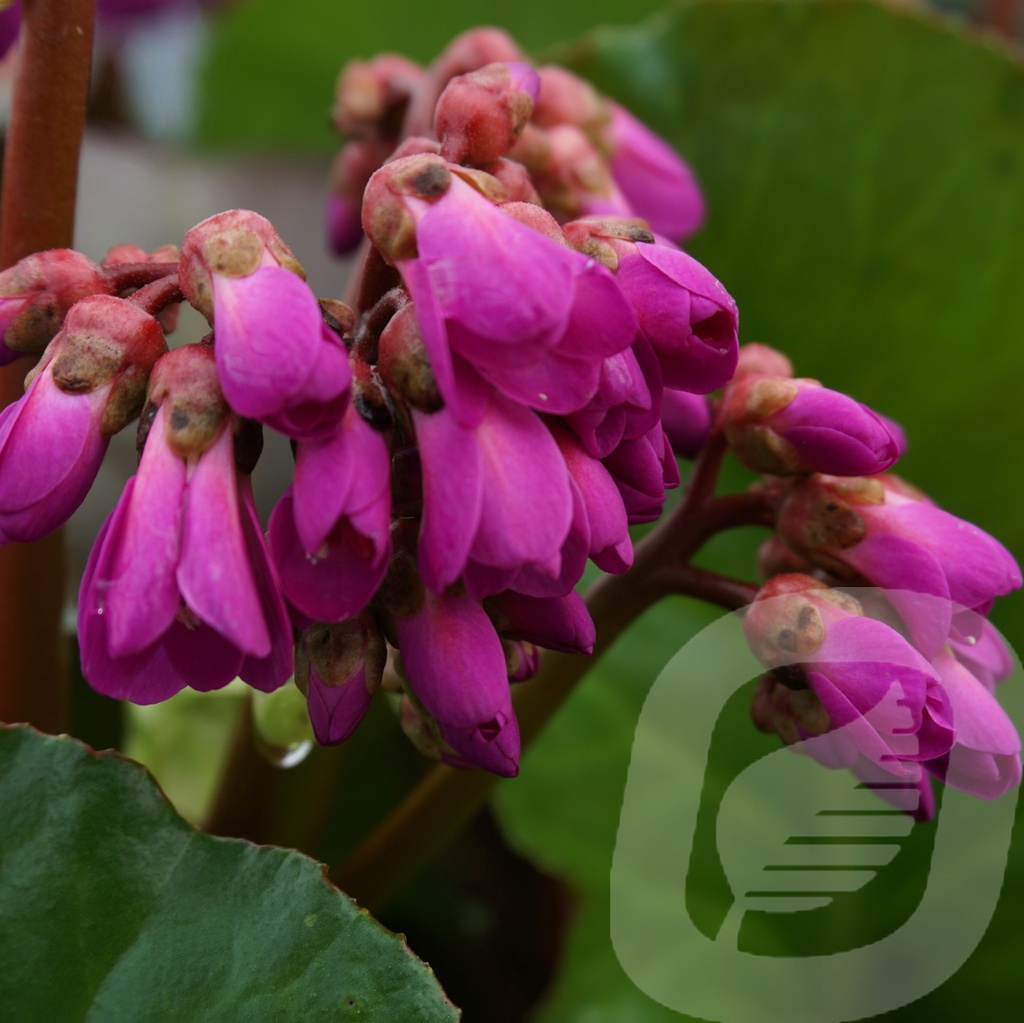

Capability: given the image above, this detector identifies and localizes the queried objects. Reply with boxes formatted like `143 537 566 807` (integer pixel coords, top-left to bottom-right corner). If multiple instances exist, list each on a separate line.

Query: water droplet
966 634 978 646
256 737 313 769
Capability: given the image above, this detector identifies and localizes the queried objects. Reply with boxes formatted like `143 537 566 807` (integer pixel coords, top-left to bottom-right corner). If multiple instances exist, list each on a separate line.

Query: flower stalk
0 0 96 733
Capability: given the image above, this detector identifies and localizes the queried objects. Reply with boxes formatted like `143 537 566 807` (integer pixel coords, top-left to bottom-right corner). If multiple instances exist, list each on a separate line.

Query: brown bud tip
0 249 113 355
179 209 305 321
142 344 229 460
362 155 452 263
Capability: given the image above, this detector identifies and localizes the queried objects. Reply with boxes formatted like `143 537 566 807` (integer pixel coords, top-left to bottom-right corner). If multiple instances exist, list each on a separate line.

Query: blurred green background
51 0 1024 1019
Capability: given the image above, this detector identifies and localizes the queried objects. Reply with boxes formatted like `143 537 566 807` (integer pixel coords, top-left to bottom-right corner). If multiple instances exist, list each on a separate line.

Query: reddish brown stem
104 261 180 293
332 423 781 907
0 0 96 733
128 273 183 317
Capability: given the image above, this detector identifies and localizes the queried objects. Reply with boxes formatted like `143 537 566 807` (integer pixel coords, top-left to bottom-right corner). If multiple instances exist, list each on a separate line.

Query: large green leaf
0 725 458 1021
194 0 669 151
498 1 1024 1020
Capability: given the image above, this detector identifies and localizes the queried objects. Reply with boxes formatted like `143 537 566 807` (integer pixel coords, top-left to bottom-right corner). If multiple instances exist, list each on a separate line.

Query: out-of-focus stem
0 0 96 733
334 432 772 909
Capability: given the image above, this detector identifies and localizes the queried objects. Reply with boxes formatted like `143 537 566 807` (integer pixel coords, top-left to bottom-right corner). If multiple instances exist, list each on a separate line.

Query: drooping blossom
0 296 166 543
745 575 955 778
777 474 1022 656
721 375 904 477
295 615 385 746
78 345 292 703
924 641 1021 799
180 209 352 440
268 399 392 622
413 391 572 595
394 588 520 777
563 217 738 393
604 102 706 242
363 155 637 425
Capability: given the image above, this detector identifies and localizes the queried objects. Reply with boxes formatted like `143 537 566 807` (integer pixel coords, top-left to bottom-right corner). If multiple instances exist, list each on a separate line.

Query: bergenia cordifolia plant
0 28 1019 829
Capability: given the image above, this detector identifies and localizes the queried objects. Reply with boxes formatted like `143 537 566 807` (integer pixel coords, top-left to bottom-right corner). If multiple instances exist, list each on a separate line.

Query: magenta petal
469 393 573 570
478 346 603 416
929 648 1021 799
661 388 711 459
292 400 389 554
105 417 186 658
618 243 738 393
436 713 520 778
268 488 389 622
236 476 293 692
213 265 351 428
78 512 187 704
414 406 483 591
608 102 706 241
414 178 573 349
490 589 596 655
555 256 637 363
163 617 245 693
177 429 270 657
0 372 109 541
845 536 953 657
395 593 510 725
307 667 375 746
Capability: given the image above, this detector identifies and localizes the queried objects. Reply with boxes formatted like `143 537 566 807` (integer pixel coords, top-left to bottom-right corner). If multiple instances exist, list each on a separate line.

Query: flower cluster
728 346 1022 815
0 29 740 777
0 29 1018 803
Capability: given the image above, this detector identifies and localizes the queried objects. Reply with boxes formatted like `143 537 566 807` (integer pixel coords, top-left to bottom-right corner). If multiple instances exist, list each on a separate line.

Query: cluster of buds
0 28 1018 804
727 346 1021 815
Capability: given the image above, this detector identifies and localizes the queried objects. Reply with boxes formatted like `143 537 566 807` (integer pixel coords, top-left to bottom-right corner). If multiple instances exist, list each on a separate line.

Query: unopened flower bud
436 61 539 166
504 639 540 682
532 66 606 131
403 27 526 137
295 614 386 746
179 209 305 321
362 154 453 263
38 295 168 436
378 302 441 411
480 158 541 204
142 345 230 461
744 574 840 665
722 376 903 476
735 342 793 379
0 249 112 362
332 54 423 137
327 138 395 255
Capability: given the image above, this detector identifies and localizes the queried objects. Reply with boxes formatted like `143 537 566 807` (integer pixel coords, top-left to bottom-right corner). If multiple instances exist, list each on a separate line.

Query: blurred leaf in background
194 0 669 150
498 2 1024 1020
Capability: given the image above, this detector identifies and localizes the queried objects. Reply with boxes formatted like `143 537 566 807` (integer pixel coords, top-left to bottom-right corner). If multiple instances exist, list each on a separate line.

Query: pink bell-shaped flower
78 345 293 703
0 295 166 543
180 209 352 440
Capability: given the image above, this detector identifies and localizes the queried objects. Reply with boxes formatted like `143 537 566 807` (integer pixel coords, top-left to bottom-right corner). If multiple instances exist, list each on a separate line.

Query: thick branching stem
0 0 96 732
334 431 772 908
